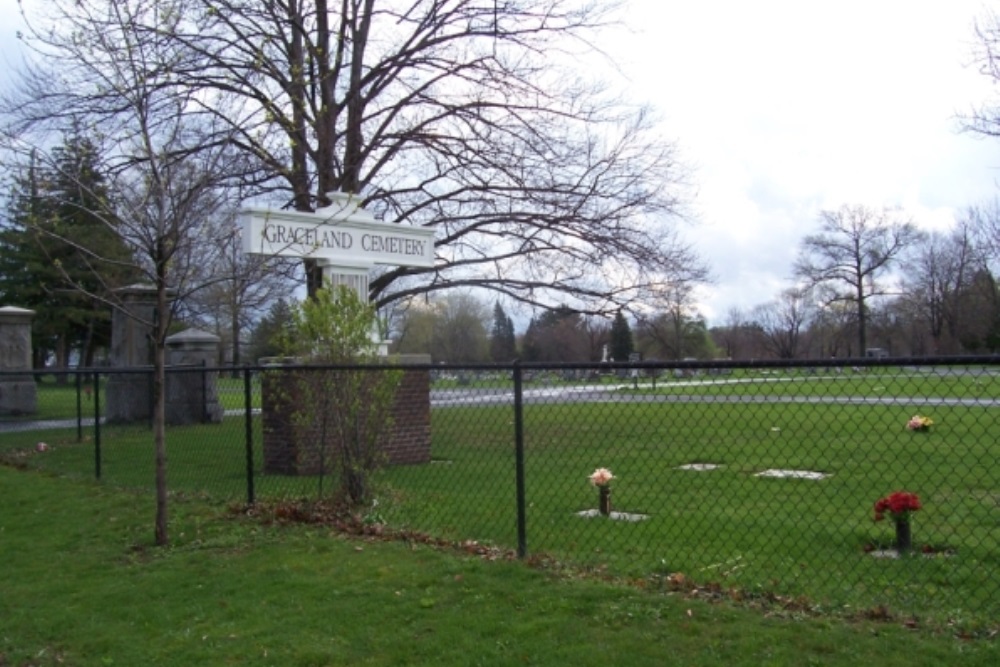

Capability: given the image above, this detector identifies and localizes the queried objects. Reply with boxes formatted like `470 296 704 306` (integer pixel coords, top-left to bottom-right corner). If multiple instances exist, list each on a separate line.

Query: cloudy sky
3 1 1000 328
607 0 1000 325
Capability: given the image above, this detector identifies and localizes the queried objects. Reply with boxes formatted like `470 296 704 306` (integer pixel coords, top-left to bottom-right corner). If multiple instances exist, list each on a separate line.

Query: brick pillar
261 355 431 476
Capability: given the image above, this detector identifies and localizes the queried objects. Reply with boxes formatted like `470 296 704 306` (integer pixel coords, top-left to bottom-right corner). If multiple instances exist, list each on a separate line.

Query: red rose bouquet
873 491 921 523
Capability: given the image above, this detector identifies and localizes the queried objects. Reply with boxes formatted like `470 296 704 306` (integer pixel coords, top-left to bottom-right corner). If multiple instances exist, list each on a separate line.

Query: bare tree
751 287 813 359
431 291 491 363
390 290 491 362
182 212 299 368
2 0 248 546
965 10 1000 138
634 264 712 360
9 0 696 316
963 199 1000 273
900 219 984 354
794 204 923 355
710 307 752 359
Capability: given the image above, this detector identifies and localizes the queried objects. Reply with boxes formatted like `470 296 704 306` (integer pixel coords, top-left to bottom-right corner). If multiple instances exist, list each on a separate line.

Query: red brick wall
381 365 432 464
262 363 431 476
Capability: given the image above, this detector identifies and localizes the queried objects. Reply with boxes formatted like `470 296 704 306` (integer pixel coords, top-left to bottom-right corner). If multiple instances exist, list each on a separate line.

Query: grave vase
599 486 612 516
894 518 912 552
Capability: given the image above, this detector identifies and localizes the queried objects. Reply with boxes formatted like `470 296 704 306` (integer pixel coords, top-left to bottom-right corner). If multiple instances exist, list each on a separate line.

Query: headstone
165 329 223 425
0 306 37 415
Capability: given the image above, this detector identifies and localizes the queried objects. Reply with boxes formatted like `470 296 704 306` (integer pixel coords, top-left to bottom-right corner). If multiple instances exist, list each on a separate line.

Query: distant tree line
710 204 1000 359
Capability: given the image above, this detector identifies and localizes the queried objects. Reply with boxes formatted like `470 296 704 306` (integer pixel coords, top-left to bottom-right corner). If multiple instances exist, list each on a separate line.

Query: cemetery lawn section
1 467 996 667
382 399 1000 629
4 386 1000 631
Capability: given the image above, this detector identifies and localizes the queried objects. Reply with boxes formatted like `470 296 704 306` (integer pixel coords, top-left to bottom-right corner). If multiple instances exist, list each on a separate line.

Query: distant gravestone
0 306 37 415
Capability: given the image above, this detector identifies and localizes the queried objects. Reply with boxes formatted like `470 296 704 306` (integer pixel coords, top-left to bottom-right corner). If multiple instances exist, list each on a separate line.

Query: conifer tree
489 302 518 362
609 311 634 362
0 132 138 368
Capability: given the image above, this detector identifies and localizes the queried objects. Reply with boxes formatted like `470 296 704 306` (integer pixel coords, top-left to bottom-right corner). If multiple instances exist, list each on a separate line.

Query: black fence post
94 371 102 481
513 360 527 559
75 371 83 443
202 360 208 423
244 367 255 506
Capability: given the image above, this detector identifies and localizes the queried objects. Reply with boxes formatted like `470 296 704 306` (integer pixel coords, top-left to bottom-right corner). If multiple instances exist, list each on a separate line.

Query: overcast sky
608 0 1000 325
3 1 1000 329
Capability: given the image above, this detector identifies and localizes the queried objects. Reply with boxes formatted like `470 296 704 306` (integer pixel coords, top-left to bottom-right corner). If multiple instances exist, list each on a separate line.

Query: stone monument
104 284 160 423
0 306 37 415
165 329 223 425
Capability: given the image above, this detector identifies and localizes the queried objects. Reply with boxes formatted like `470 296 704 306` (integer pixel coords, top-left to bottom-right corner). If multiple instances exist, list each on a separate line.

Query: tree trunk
55 334 69 385
153 268 169 546
230 300 241 377
856 282 867 356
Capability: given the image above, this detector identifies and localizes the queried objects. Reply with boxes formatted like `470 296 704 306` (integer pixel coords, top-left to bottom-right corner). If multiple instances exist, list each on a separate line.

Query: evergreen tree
0 132 138 367
609 311 634 362
0 152 55 366
489 302 518 361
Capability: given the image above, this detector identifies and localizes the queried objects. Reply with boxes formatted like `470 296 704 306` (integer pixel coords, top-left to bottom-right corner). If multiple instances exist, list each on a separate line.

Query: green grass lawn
623 366 1000 400
378 399 1000 630
0 375 259 424
3 368 999 632
1 466 997 666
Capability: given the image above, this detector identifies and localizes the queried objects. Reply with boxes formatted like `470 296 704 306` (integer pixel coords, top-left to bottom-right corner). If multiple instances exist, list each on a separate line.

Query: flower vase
599 486 612 516
894 518 912 552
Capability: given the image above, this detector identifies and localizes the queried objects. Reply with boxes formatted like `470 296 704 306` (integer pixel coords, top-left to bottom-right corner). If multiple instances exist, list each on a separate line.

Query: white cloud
603 0 1000 325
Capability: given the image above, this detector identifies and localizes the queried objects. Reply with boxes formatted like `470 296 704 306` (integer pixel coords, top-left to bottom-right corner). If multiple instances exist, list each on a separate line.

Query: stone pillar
165 329 223 425
105 284 160 423
0 306 37 415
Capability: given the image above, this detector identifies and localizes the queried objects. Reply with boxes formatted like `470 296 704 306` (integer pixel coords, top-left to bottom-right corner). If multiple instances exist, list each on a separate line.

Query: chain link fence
2 357 998 629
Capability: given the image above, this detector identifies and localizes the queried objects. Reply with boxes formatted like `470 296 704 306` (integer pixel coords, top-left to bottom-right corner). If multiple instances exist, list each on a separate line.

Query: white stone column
318 260 388 355
318 260 371 303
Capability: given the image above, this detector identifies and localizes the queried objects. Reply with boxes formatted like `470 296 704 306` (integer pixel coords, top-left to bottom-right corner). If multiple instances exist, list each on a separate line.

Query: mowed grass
2 466 998 666
382 399 1000 630
3 369 999 631
625 366 1000 400
0 375 257 424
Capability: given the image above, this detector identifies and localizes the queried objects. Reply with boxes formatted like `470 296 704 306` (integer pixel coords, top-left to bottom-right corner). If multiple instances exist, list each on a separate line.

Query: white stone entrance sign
242 192 435 474
240 191 435 302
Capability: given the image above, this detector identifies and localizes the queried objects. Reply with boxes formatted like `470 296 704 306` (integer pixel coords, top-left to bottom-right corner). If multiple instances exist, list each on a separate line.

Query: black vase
894 518 912 552
599 486 612 516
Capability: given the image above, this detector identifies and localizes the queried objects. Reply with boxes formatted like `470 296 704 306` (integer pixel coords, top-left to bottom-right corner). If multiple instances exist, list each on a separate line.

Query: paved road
431 381 1000 408
0 418 99 434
